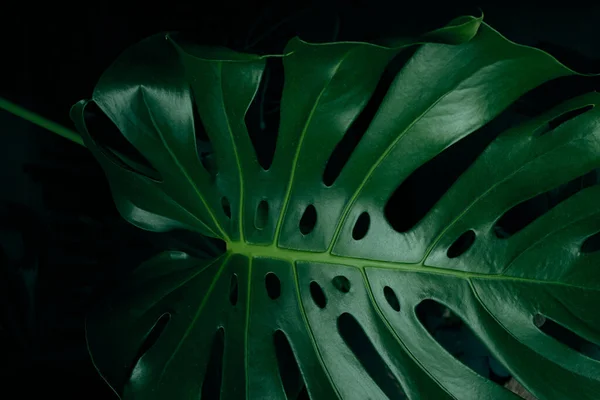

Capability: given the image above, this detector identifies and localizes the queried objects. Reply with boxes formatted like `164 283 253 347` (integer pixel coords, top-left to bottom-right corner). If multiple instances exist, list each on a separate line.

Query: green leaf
72 14 600 399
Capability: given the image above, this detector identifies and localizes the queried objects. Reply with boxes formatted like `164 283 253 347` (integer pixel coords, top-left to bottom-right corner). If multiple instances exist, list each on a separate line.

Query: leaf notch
534 104 595 137
128 313 171 385
337 312 407 399
274 330 308 399
322 47 419 187
534 314 600 361
201 327 226 399
494 168 600 239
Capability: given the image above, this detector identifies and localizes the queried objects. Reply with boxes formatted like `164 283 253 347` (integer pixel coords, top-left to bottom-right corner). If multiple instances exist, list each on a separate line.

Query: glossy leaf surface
72 15 600 399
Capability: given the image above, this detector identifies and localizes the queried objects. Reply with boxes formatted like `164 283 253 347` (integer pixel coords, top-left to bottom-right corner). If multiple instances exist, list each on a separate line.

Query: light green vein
141 89 230 240
422 124 600 267
76 99 220 239
228 241 600 291
158 253 231 381
362 268 458 400
150 185 220 239
471 279 600 384
326 85 459 253
468 279 548 396
292 260 343 399
501 206 600 275
273 50 355 244
131 252 223 316
218 62 245 241
325 57 521 254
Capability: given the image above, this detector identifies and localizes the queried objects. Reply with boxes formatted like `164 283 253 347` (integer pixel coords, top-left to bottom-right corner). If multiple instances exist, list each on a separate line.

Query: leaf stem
0 96 85 147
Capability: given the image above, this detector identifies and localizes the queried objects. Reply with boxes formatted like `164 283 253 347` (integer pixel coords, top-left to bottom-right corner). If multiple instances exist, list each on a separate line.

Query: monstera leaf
71 14 600 400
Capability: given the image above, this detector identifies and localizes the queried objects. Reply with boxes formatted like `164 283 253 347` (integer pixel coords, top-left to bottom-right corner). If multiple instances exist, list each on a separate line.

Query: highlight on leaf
73 12 600 400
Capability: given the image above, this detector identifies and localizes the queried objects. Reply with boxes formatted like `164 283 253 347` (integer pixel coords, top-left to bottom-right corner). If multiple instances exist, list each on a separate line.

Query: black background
1 2 599 398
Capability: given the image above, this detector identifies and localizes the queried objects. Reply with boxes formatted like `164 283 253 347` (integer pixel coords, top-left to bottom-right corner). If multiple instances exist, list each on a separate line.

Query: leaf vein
141 89 229 240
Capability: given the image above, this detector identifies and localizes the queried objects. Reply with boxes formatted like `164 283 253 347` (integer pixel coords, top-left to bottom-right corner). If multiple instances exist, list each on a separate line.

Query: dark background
0 2 599 398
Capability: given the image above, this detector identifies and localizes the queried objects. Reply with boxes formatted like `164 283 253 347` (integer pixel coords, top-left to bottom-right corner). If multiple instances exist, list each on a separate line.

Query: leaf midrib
226 241 599 291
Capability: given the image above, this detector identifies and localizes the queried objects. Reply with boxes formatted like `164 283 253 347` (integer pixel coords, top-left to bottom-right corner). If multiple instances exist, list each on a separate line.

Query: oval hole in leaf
494 168 600 239
416 300 511 386
534 314 600 361
201 327 225 399
84 102 161 181
322 47 418 186
129 313 170 381
229 274 238 306
337 313 407 399
534 104 595 136
191 90 218 179
581 231 600 253
352 212 370 240
309 281 327 309
244 57 284 170
447 230 476 258
265 272 281 300
273 330 307 399
332 275 351 293
221 197 231 219
299 204 317 235
255 200 269 230
383 286 400 312
384 106 508 233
